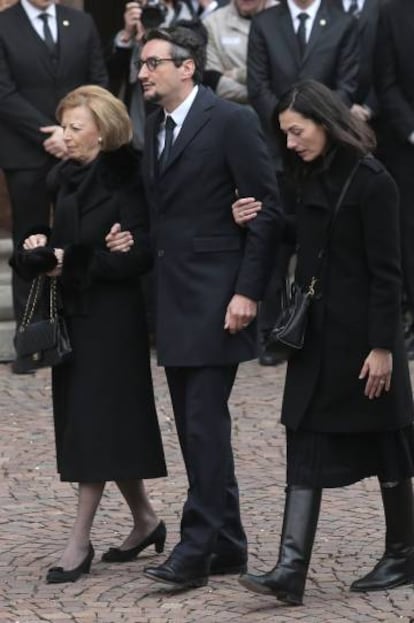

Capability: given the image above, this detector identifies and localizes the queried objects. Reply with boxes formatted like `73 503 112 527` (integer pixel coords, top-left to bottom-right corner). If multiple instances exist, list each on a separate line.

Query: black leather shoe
46 543 94 584
144 554 209 589
209 552 247 575
102 521 166 562
259 350 286 366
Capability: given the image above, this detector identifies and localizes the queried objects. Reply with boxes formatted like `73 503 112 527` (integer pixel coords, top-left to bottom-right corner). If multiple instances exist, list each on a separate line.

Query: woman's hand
232 197 262 226
23 234 47 250
47 248 64 277
359 348 393 399
105 223 134 253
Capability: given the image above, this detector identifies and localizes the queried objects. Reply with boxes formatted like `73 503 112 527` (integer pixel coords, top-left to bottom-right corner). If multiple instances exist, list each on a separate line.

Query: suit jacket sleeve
85 14 108 87
333 17 359 105
224 106 284 301
247 19 278 129
361 169 401 350
374 7 414 141
0 39 55 146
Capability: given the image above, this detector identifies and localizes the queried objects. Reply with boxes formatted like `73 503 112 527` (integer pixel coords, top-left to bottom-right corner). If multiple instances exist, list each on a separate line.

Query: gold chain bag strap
14 275 72 373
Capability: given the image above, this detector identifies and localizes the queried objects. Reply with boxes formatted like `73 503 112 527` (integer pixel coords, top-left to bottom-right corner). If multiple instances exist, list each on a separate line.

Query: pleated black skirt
286 424 414 488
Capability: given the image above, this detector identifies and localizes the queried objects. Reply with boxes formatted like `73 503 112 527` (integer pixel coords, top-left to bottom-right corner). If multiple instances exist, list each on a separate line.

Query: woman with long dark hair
233 79 414 605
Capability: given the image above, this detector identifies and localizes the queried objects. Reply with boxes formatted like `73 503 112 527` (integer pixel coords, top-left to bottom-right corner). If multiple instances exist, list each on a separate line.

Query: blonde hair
56 85 133 151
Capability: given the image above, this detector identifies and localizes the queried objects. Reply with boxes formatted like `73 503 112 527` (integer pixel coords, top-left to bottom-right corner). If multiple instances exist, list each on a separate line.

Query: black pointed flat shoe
46 543 94 584
101 520 166 563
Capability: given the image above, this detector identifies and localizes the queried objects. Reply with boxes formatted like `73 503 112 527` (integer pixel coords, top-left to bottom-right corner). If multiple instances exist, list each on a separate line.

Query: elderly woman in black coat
11 86 166 583
232 80 414 605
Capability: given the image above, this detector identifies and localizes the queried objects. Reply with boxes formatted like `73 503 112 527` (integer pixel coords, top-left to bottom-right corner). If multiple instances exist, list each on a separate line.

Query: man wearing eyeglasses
108 25 283 590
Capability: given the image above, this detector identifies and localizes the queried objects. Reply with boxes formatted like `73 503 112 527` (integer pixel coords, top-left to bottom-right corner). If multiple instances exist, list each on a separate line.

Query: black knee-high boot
350 478 414 592
238 486 322 605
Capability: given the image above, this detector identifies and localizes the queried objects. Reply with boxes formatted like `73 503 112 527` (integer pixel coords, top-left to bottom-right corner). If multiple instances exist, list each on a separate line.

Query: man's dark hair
143 26 206 84
275 79 376 178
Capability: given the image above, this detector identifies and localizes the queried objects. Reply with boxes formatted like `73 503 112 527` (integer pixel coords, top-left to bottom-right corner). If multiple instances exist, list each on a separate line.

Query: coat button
157 249 165 258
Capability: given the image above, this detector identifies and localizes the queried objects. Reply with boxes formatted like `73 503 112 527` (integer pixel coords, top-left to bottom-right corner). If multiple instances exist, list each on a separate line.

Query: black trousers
4 165 52 323
165 365 247 561
379 142 414 318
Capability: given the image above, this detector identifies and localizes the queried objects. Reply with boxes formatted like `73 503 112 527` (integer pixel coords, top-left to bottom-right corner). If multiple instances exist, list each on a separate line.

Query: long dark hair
275 80 376 178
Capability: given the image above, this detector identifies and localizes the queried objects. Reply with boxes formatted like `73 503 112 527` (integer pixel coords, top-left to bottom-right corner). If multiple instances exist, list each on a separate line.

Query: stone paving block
0 360 414 622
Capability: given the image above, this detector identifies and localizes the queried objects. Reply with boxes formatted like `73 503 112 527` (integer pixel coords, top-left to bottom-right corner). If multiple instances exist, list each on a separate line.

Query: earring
98 137 103 144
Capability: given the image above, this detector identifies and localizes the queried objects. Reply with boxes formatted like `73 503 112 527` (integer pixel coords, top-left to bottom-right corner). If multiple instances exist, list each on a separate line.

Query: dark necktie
38 13 56 55
348 0 359 14
159 116 176 173
297 13 309 59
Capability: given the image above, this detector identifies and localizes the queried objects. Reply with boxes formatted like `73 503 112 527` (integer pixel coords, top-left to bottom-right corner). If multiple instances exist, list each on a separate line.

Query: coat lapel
302 3 329 65
146 107 163 185
14 3 56 76
159 86 215 176
56 6 74 78
279 7 301 68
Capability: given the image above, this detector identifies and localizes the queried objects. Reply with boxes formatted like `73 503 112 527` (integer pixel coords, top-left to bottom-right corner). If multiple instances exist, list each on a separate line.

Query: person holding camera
108 1 194 150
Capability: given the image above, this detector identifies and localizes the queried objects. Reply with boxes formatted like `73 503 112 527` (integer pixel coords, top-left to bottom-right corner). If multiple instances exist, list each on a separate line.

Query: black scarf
49 157 99 248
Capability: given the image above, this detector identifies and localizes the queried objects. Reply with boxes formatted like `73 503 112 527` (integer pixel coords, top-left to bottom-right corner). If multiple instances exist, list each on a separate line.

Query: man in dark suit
248 0 359 162
0 0 107 326
374 0 414 357
124 25 283 589
333 0 380 124
247 0 359 365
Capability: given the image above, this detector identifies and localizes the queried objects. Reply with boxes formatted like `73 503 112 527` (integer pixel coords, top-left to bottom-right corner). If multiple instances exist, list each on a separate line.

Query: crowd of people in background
1 0 414 608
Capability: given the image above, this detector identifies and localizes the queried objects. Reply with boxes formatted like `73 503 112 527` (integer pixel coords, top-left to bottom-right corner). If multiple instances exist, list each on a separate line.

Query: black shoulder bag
264 160 360 360
14 276 72 373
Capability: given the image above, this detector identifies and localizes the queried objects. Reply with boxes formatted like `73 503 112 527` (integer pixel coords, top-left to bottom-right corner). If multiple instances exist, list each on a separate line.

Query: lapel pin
320 19 327 26
62 20 70 27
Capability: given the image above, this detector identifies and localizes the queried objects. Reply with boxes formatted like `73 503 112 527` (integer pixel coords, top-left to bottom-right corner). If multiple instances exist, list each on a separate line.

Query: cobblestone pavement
0 358 414 623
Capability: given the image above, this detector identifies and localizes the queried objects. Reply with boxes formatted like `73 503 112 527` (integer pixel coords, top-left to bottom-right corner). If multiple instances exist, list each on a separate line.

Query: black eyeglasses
135 57 187 72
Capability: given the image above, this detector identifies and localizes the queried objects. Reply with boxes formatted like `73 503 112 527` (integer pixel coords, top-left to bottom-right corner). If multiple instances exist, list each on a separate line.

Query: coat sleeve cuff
9 246 57 281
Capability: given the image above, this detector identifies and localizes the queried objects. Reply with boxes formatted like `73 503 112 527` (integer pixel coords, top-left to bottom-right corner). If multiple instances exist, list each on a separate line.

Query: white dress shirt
20 0 58 44
287 0 322 42
158 85 199 156
342 0 365 13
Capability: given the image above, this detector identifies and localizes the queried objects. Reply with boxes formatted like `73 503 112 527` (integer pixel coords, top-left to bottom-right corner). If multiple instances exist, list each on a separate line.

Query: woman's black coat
281 149 414 433
12 147 166 482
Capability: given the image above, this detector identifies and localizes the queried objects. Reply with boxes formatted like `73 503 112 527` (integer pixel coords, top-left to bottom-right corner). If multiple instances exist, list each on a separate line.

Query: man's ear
182 58 196 81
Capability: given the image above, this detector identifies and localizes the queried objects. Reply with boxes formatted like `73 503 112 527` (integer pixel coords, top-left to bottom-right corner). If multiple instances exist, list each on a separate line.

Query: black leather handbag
265 276 316 359
14 276 72 373
264 160 361 359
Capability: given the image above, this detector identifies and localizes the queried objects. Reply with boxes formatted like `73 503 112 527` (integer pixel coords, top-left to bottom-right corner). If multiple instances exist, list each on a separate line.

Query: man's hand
41 125 68 159
105 223 134 253
224 294 257 334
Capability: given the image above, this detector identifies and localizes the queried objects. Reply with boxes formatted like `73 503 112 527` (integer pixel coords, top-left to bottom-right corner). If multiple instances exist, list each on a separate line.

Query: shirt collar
164 85 199 128
343 0 364 10
286 0 321 22
21 0 57 22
